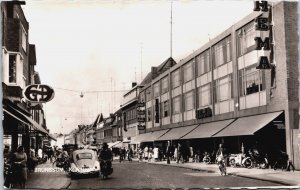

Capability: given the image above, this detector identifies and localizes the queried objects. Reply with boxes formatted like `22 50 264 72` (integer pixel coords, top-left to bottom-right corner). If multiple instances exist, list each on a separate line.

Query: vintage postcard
1 0 300 189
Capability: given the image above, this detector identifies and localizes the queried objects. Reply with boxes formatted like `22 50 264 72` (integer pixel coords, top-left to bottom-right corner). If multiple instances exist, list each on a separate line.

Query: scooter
100 159 113 179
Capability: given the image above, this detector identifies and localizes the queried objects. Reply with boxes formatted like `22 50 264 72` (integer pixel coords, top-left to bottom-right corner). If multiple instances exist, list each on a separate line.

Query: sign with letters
23 84 55 103
254 0 274 69
136 101 146 130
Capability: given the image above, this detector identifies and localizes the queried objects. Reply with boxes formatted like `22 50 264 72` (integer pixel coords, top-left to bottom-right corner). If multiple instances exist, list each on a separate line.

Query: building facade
136 1 299 169
2 1 51 155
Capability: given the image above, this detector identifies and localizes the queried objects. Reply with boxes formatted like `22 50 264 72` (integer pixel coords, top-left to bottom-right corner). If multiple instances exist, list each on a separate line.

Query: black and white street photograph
1 0 300 189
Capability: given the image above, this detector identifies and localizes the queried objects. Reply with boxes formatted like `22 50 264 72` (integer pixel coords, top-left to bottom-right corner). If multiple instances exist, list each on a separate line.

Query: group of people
118 147 134 162
4 145 70 189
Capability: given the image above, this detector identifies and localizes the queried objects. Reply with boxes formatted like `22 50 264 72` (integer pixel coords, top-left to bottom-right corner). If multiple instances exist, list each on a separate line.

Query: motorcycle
202 152 215 164
229 153 252 168
100 160 113 179
273 151 288 171
53 157 70 171
248 150 268 169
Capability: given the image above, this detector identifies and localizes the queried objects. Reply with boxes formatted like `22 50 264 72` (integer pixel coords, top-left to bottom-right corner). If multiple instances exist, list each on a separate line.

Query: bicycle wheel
243 158 253 169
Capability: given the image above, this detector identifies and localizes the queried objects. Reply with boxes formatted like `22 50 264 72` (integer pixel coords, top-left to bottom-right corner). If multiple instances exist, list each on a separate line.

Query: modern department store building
131 1 299 169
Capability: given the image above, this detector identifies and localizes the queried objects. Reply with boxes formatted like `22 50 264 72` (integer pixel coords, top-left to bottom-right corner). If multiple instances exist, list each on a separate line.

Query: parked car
69 149 100 178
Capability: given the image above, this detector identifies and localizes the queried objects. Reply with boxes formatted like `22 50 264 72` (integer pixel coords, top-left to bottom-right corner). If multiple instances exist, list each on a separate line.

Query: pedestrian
38 147 43 159
148 146 153 162
177 143 183 164
11 146 28 188
28 146 37 172
127 147 133 162
138 147 143 162
166 141 172 164
173 145 178 162
143 146 149 160
153 146 159 162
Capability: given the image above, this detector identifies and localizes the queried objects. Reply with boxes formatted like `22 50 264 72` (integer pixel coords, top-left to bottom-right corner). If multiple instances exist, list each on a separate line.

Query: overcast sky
22 0 256 134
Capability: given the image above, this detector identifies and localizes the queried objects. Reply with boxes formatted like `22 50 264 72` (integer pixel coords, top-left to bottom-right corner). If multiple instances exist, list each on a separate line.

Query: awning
157 125 198 141
130 133 152 144
213 111 283 137
108 141 121 148
48 133 57 141
181 119 235 139
130 129 170 143
3 106 49 135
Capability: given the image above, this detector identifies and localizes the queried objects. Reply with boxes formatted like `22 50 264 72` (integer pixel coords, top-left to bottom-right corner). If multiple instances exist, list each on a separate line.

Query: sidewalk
26 161 71 189
133 158 300 186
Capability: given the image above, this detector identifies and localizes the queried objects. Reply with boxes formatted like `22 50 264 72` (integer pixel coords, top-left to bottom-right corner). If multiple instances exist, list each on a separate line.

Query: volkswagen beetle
69 149 100 178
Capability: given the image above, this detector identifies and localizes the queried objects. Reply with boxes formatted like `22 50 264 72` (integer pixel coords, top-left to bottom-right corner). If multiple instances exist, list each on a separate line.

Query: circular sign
23 84 55 103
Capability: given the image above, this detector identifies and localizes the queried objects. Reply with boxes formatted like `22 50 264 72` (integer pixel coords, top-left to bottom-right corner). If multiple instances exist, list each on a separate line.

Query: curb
61 177 71 189
139 161 297 186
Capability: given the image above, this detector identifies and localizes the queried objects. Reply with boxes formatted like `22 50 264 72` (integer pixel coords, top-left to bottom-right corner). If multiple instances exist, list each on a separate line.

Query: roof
140 57 176 86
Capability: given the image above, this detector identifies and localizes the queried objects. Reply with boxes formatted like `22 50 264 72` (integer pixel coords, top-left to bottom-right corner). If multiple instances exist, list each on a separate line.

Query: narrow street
68 161 281 189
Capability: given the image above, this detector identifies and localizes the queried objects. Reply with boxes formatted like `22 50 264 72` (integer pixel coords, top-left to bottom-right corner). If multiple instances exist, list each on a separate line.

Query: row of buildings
64 1 299 169
2 1 55 156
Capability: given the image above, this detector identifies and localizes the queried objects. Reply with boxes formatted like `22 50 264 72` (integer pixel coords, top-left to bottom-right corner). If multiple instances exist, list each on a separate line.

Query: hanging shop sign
254 0 274 69
23 84 55 103
136 101 146 130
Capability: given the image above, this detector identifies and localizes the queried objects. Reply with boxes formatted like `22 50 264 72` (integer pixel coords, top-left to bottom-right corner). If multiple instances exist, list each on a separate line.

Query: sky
21 0 256 134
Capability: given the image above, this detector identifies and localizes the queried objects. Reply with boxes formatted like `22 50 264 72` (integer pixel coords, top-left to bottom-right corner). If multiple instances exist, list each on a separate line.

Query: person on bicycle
99 143 113 170
216 143 227 176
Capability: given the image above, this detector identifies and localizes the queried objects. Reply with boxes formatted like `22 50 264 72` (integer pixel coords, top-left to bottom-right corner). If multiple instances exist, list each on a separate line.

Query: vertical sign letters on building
137 102 146 130
254 0 274 70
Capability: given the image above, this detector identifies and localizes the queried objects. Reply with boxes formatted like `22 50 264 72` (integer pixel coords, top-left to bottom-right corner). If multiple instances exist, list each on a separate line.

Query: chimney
151 67 158 79
132 82 137 88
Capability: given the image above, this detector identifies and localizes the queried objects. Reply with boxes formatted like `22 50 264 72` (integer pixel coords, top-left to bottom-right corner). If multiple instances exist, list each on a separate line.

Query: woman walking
12 146 28 188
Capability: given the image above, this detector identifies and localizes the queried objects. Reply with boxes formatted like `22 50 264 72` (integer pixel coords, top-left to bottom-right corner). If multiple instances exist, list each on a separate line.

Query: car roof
73 149 95 155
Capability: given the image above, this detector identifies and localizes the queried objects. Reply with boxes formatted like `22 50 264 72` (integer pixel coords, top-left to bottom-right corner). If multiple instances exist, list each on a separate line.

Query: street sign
23 84 55 103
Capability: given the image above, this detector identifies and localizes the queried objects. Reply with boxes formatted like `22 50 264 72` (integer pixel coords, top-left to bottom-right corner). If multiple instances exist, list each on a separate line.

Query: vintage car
69 149 100 178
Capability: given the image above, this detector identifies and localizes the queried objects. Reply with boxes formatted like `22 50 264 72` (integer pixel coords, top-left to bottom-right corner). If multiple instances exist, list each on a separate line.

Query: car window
76 153 93 160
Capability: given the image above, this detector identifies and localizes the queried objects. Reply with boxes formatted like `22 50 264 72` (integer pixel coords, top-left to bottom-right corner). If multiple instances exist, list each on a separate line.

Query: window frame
171 69 180 89
9 54 17 84
198 83 211 108
172 96 181 114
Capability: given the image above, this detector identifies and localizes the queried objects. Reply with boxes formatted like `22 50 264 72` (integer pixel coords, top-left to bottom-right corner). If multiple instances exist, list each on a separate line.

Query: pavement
26 161 71 189
132 158 300 187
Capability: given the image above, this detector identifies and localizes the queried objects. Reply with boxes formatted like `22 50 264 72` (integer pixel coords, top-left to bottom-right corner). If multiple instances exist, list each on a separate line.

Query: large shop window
172 69 180 88
172 96 181 114
183 61 193 83
236 21 256 57
239 66 265 96
147 107 152 121
146 87 152 102
215 75 233 102
9 54 17 83
154 82 160 97
162 100 169 117
198 83 211 107
184 91 194 111
196 49 210 76
161 76 169 94
212 36 232 68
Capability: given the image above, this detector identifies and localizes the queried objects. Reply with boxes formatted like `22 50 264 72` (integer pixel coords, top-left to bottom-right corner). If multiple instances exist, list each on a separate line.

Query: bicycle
217 156 227 176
